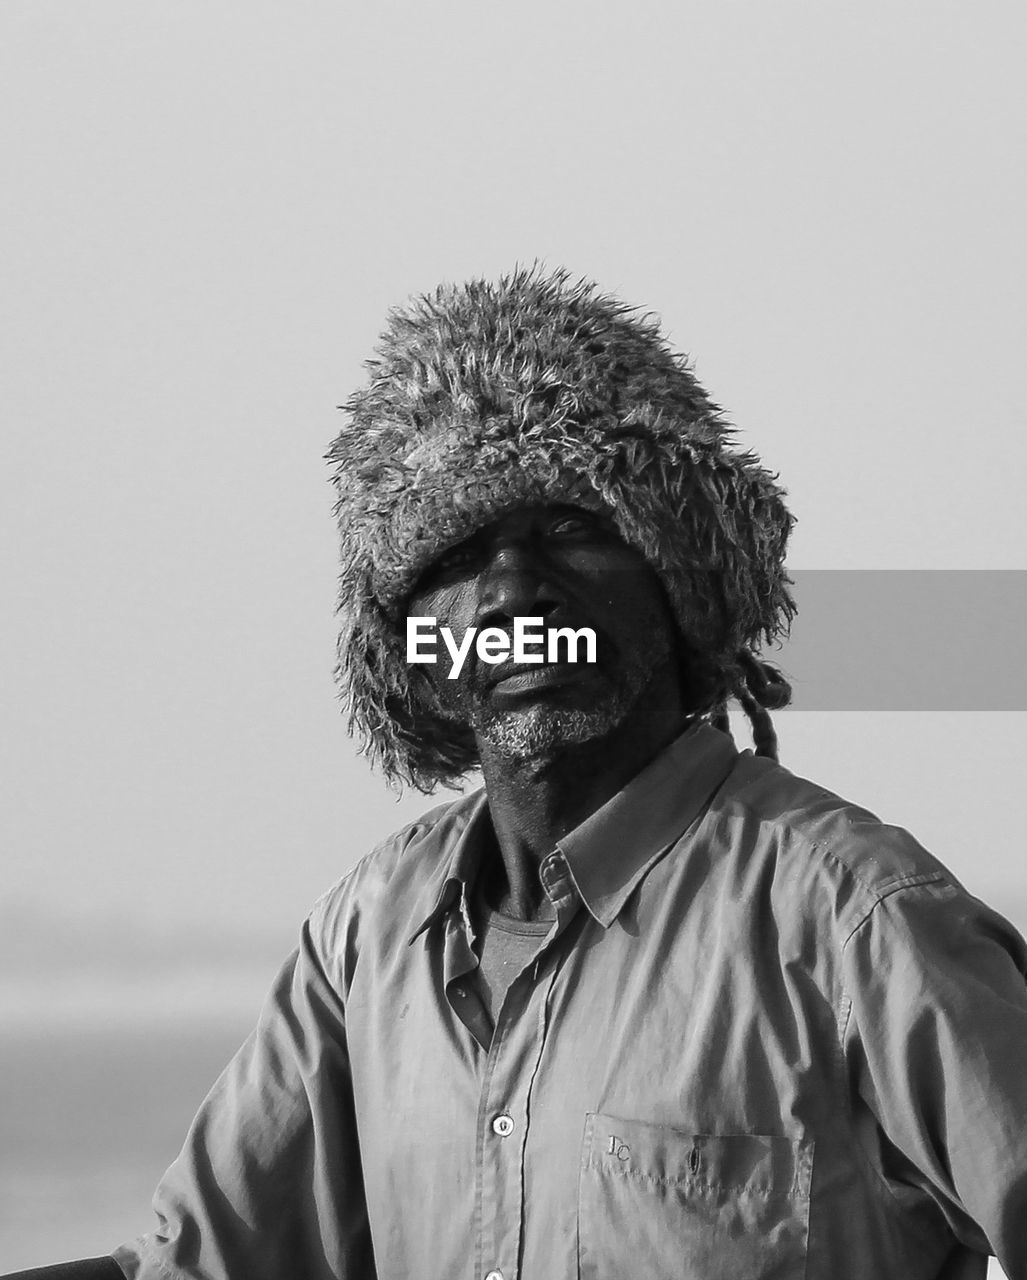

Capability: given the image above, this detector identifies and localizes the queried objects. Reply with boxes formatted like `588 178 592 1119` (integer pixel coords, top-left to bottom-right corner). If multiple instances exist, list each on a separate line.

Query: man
12 268 1027 1278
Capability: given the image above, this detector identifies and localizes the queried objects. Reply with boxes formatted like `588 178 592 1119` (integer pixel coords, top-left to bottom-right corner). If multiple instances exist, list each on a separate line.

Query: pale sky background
1 1 1025 1269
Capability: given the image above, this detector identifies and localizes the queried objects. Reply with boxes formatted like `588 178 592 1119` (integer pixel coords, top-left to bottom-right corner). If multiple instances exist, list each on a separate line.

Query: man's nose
474 545 562 628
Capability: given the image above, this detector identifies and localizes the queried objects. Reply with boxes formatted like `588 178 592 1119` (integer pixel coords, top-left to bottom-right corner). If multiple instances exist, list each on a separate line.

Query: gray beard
469 641 664 763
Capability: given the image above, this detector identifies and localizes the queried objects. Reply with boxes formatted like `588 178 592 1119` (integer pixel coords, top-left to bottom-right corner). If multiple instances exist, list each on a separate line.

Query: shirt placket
472 851 581 1280
443 886 495 1052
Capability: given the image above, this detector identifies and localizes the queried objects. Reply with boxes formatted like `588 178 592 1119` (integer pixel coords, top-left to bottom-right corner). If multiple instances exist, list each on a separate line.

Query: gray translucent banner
773 571 1026 711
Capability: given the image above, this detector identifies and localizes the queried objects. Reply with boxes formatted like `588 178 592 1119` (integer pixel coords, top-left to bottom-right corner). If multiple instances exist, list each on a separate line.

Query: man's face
404 504 685 762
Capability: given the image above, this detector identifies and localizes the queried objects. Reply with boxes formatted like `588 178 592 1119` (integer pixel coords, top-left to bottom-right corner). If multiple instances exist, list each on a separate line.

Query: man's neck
478 684 693 921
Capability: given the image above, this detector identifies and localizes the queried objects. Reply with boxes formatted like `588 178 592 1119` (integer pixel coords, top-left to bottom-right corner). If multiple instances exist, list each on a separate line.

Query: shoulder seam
718 775 947 909
841 872 950 947
717 774 881 892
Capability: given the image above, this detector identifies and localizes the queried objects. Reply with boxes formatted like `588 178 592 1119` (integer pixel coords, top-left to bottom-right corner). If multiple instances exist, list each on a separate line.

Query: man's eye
430 544 479 577
411 542 480 597
548 515 589 536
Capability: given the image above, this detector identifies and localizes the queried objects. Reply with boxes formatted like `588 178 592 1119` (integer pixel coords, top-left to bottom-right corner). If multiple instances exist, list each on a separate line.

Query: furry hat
327 266 795 790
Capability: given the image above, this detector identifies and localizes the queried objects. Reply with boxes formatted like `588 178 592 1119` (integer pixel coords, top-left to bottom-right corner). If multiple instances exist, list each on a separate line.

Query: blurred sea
0 1019 253 1271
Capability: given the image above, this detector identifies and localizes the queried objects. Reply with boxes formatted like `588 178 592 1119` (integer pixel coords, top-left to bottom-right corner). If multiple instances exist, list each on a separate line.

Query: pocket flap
583 1112 813 1200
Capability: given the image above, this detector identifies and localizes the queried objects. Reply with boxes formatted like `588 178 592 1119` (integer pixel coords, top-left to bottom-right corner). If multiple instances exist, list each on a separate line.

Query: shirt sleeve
111 909 376 1280
841 876 1027 1274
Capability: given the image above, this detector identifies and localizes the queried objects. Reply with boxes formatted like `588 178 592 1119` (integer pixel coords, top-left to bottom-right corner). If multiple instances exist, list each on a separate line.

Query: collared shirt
113 724 1027 1280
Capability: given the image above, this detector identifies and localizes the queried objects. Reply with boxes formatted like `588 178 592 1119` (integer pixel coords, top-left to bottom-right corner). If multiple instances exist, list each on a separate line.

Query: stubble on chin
470 645 662 763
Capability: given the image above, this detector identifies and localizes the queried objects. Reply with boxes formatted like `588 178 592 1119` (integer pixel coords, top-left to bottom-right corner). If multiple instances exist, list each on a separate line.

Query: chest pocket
578 1112 813 1280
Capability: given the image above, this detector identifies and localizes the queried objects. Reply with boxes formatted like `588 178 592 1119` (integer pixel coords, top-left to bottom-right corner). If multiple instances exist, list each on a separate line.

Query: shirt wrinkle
828 981 953 1252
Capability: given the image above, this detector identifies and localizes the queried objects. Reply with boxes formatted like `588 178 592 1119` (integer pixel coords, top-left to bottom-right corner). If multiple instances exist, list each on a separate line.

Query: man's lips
484 661 594 695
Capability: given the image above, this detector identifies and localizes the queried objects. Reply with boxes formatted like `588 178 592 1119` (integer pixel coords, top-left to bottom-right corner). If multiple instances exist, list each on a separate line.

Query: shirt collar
407 788 491 944
408 722 739 942
556 722 739 928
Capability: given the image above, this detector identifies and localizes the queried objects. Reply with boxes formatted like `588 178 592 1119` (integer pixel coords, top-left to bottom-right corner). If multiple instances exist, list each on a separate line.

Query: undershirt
471 876 552 1026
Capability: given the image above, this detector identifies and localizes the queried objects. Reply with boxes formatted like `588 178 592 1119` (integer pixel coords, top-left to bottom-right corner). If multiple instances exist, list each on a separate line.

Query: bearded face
404 505 685 767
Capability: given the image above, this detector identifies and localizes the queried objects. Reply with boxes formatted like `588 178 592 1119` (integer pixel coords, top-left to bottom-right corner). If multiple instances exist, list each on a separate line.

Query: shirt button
492 1113 514 1137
